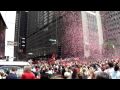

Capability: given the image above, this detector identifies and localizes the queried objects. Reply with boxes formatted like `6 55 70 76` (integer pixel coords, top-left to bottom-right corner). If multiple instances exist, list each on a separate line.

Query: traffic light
20 37 26 48
57 45 62 58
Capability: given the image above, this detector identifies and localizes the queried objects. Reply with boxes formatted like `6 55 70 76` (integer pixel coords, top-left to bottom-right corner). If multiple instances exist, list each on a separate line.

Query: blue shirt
6 73 18 79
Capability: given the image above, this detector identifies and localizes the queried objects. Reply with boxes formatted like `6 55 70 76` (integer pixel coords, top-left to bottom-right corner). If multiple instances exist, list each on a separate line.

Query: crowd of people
0 57 120 79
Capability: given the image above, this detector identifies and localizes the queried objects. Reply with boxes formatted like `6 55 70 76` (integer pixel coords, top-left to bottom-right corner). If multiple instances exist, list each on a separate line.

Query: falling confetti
56 11 101 60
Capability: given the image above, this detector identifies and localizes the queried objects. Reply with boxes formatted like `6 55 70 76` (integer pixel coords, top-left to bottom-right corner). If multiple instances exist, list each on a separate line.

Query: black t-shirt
72 69 77 79
40 70 50 79
41 73 49 79
62 68 65 76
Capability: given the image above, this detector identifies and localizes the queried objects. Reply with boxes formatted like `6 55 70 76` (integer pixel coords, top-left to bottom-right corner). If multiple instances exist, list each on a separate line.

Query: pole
56 15 58 59
17 11 21 61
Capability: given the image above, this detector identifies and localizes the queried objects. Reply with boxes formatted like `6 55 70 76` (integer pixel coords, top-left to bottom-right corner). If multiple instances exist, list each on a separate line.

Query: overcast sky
0 11 16 60
0 11 16 41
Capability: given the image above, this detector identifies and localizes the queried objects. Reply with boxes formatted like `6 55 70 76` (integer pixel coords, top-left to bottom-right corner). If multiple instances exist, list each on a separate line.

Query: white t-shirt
31 67 36 72
104 68 114 77
0 75 2 79
111 71 120 79
47 70 53 75
56 65 59 69
95 68 102 75
64 72 71 79
68 70 73 79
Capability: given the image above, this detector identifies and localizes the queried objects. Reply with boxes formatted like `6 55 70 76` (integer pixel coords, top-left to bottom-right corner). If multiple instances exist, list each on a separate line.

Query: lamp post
56 15 58 48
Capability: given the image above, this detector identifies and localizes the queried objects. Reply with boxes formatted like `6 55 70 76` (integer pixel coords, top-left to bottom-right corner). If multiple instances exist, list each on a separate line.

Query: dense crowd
0 57 120 79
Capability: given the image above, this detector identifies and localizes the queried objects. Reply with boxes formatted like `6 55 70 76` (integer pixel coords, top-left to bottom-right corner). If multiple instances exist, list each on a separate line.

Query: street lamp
27 52 34 61
28 52 33 55
49 39 56 42
21 38 25 40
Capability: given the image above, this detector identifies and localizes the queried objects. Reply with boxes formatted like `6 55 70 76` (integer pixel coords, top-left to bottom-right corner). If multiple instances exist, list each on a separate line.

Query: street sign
7 41 18 46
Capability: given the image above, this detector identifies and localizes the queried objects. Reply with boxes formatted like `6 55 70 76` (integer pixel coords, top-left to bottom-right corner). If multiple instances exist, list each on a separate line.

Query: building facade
100 11 120 59
26 11 57 59
81 11 100 60
25 11 102 60
59 11 103 59
0 13 7 59
14 11 28 60
56 11 84 58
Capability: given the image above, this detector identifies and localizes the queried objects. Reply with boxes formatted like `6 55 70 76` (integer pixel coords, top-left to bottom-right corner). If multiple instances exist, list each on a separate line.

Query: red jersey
21 72 35 79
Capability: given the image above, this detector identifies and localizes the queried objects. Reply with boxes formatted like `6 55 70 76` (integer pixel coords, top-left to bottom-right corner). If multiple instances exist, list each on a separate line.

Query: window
43 27 48 31
118 11 120 14
43 11 48 25
49 11 54 23
113 18 115 21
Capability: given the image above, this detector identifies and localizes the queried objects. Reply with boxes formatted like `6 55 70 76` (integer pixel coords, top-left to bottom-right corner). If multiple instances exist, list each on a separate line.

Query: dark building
0 13 7 59
14 11 28 60
26 11 58 60
26 11 85 60
100 11 120 59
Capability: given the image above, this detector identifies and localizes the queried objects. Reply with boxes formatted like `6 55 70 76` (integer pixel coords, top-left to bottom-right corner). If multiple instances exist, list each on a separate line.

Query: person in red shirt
21 66 35 79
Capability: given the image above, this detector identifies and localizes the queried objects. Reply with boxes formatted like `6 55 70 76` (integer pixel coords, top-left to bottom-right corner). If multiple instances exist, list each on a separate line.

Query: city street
0 11 120 79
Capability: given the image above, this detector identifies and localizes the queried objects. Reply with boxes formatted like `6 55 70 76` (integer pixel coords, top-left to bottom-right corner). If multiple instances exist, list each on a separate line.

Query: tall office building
56 11 84 58
26 11 57 59
0 13 7 59
100 11 120 58
81 11 101 60
57 11 103 59
14 11 28 60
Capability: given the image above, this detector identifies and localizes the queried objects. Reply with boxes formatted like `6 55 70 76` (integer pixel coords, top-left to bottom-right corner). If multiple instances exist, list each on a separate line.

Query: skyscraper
56 11 84 58
100 11 120 58
81 11 103 60
26 11 57 59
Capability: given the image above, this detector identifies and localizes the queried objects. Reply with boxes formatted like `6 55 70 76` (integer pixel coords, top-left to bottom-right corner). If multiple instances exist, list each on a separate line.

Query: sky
0 11 16 61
